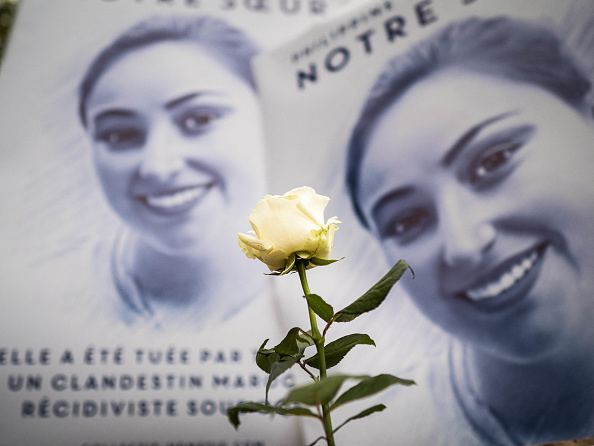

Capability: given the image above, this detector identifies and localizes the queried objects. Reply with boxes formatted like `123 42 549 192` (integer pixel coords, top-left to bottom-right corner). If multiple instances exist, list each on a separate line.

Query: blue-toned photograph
77 15 268 328
345 11 594 446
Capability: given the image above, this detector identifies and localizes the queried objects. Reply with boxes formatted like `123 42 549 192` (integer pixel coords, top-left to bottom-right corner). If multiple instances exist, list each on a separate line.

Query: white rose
238 186 340 272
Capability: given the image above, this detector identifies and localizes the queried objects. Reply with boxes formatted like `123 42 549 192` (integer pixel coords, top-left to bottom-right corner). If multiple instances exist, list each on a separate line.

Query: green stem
296 258 336 446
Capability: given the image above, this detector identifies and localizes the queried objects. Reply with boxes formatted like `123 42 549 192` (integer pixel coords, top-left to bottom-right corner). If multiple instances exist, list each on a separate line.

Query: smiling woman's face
85 41 264 255
358 68 594 360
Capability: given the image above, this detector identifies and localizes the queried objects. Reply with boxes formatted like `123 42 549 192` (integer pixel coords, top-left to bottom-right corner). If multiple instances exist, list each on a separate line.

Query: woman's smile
452 242 548 311
139 182 216 214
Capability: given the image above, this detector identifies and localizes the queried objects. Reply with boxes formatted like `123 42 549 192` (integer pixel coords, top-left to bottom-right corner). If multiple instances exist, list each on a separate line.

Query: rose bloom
238 186 340 272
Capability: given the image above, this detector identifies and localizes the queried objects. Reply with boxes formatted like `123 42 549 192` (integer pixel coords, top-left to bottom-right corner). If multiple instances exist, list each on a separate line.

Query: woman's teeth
145 186 208 209
464 251 539 301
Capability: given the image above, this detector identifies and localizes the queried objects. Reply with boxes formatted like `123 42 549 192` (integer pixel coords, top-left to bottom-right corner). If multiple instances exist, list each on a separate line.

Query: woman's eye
96 128 145 150
470 141 521 184
379 207 431 242
179 110 224 134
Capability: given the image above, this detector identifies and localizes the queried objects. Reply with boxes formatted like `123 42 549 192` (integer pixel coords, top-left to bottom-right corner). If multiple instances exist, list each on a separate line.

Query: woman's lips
140 183 214 212
456 243 548 305
464 250 539 301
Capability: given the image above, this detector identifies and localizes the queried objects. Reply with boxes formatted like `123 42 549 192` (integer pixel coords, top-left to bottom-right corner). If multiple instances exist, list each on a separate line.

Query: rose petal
250 195 320 256
238 232 270 252
287 186 329 225
261 249 289 271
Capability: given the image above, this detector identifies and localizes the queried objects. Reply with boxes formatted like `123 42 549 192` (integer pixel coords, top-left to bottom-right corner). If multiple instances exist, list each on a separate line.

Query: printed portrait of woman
77 15 268 329
346 15 594 445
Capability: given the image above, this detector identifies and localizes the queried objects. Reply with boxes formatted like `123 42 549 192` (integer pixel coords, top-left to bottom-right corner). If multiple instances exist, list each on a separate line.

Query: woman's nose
138 124 185 181
438 185 496 268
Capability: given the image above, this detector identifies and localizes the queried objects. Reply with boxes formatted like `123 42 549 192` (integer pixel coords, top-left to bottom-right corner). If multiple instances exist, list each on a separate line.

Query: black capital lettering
385 15 406 42
325 47 350 72
298 63 318 89
356 30 375 54
415 0 437 26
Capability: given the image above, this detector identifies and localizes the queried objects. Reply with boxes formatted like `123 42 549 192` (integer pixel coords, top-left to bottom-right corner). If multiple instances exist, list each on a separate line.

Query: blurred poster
254 0 594 445
0 1 351 445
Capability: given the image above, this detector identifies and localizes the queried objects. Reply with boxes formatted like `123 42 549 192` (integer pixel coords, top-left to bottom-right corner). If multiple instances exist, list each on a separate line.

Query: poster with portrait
253 0 594 444
0 1 354 445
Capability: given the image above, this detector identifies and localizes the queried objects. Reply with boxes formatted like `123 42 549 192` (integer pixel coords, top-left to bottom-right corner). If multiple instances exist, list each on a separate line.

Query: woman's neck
465 342 594 443
133 242 210 305
123 232 265 324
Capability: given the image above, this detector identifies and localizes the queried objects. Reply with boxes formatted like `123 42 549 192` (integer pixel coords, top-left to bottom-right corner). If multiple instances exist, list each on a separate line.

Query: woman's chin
469 291 585 365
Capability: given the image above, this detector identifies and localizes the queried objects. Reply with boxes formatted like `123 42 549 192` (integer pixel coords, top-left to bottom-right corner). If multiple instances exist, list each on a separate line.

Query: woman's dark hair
78 15 260 127
346 16 591 227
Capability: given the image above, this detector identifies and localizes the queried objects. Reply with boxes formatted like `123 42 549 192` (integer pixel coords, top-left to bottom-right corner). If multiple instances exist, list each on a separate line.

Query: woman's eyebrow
164 91 221 109
93 109 136 125
441 110 519 166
